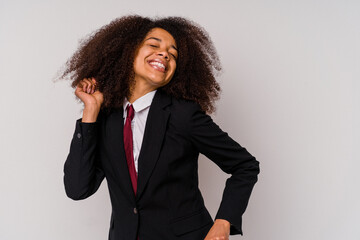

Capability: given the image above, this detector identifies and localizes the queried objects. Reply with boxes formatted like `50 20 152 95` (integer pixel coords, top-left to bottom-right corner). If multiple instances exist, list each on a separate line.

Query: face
133 27 178 91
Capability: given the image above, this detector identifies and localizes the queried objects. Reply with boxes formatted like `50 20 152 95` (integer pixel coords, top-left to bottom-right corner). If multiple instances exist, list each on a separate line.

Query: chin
148 77 170 86
152 82 169 88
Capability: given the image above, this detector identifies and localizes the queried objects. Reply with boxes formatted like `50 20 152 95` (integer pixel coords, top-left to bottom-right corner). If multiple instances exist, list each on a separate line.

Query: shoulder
166 96 215 136
168 97 203 119
156 88 203 116
160 97 200 135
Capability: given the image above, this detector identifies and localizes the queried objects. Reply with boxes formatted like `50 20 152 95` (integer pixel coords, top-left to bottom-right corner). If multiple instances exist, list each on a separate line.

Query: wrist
84 103 100 110
214 219 231 228
82 106 100 123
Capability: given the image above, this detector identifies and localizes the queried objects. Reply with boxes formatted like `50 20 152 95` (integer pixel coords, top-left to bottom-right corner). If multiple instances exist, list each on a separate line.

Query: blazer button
133 208 138 214
77 133 81 138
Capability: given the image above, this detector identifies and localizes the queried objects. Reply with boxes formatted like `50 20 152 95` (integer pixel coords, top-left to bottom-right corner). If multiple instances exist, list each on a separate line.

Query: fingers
82 78 92 94
91 78 98 92
78 77 97 94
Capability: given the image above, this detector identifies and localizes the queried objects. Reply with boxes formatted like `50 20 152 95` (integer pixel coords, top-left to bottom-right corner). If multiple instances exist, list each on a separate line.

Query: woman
61 15 260 240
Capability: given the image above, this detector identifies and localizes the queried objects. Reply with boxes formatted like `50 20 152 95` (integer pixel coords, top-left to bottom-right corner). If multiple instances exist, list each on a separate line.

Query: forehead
144 28 176 45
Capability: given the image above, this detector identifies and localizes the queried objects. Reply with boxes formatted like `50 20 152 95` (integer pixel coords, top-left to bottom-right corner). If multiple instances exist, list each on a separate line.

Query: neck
127 80 158 103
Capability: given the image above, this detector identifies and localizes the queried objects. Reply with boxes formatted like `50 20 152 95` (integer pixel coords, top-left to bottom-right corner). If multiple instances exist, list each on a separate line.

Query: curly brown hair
57 15 222 114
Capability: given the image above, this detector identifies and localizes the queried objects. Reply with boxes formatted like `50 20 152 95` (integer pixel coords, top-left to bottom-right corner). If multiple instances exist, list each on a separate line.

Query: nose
156 50 169 60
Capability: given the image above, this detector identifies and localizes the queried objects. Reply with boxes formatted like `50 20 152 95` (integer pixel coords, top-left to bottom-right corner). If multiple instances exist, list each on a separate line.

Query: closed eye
149 44 177 59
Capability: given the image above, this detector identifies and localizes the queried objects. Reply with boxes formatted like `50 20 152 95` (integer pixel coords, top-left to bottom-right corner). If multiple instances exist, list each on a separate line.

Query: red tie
123 104 138 195
124 104 140 240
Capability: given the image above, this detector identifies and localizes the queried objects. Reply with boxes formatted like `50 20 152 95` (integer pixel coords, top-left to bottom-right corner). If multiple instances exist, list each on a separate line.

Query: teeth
149 61 165 69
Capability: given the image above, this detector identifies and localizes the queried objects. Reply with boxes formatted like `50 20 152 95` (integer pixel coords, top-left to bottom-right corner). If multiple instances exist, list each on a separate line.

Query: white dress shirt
123 89 157 174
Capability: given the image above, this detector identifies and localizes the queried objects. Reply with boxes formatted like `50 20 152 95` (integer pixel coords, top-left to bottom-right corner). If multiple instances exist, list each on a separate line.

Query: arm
189 102 260 235
63 109 105 200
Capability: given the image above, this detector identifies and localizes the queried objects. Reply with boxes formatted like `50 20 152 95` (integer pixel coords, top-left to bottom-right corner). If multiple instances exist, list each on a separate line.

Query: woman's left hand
204 219 230 240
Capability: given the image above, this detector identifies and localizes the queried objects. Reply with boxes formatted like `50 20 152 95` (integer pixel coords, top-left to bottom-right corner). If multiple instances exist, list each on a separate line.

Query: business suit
64 87 260 240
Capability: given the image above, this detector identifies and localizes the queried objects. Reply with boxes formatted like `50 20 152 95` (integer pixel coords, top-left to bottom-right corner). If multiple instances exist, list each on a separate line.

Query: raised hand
75 77 104 122
75 77 103 108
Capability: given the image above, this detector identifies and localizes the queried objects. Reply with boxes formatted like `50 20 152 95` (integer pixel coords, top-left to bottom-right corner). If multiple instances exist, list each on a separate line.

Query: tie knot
126 104 134 120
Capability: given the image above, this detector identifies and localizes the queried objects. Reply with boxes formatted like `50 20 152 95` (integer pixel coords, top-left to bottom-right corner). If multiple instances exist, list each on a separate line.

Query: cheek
134 49 150 64
169 59 176 69
133 60 141 73
166 65 177 81
133 54 147 72
170 62 177 75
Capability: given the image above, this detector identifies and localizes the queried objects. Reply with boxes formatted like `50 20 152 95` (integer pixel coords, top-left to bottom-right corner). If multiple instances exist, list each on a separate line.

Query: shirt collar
123 89 157 118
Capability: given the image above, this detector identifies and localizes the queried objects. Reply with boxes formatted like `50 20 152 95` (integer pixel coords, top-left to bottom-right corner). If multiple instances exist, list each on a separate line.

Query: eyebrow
145 37 178 51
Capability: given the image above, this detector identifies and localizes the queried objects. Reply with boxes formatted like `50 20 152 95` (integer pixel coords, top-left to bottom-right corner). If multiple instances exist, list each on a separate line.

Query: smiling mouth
148 61 166 73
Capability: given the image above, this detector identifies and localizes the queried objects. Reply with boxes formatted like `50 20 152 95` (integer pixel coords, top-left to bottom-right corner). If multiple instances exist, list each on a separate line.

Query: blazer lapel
105 107 136 204
136 89 172 200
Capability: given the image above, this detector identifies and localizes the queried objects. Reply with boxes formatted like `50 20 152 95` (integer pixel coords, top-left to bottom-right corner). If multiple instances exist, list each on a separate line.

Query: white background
0 0 359 239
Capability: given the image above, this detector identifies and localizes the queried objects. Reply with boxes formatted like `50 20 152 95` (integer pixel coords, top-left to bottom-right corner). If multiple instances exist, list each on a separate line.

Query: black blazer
64 88 260 240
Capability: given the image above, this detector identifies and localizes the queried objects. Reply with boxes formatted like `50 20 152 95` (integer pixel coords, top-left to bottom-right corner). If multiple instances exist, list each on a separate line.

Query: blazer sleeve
188 102 260 235
63 113 105 200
